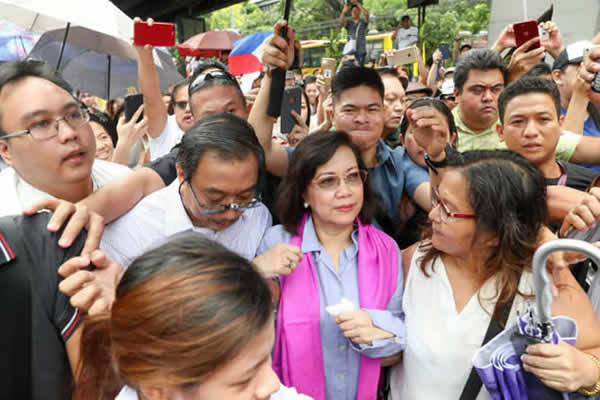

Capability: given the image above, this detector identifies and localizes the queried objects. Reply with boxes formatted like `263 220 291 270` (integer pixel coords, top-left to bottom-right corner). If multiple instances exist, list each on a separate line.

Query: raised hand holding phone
133 19 175 47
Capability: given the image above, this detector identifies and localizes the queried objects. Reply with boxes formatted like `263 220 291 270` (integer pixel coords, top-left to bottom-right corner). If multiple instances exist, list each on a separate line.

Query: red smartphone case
513 20 540 50
133 21 175 47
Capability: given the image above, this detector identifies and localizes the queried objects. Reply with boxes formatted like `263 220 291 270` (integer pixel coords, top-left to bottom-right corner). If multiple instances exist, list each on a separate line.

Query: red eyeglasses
431 187 475 223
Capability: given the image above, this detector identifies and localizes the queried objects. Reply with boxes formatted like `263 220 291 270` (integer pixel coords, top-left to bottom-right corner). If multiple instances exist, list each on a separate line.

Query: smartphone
584 45 600 93
513 20 541 50
438 43 450 60
321 58 337 83
133 21 176 47
280 86 302 134
124 94 144 123
390 46 418 66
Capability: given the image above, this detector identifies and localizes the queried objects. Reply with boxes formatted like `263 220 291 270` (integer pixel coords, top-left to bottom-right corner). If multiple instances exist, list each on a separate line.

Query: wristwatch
424 153 447 175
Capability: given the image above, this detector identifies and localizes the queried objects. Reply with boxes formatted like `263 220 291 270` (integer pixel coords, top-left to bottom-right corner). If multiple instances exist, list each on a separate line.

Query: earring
303 202 309 208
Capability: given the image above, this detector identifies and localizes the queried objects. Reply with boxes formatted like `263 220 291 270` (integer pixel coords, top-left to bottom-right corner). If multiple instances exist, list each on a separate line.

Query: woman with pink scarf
257 130 406 400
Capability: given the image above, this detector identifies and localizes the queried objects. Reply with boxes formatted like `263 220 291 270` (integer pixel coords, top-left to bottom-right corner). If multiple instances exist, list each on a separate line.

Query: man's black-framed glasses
189 70 237 94
182 179 261 215
1 106 90 141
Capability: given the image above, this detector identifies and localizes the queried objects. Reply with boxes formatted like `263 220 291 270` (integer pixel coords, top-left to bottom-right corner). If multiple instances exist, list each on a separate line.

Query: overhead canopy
112 0 246 22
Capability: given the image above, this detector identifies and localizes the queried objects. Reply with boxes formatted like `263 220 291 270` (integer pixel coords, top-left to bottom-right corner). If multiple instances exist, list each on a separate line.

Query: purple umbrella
472 239 600 400
0 20 39 60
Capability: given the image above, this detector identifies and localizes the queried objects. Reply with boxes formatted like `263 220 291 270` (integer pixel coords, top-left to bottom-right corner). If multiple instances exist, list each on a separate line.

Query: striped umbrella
0 20 39 61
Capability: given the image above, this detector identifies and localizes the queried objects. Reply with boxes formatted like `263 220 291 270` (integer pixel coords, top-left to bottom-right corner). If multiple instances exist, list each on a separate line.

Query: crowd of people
2 4 600 400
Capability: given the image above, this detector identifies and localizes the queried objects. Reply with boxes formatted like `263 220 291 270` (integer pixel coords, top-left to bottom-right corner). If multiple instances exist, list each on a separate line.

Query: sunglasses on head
189 70 236 94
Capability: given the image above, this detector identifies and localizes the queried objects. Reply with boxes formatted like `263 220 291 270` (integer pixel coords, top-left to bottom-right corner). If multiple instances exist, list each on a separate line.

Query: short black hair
187 68 246 115
304 74 317 85
523 62 552 78
331 67 384 105
401 15 410 21
454 49 507 93
0 60 73 136
169 77 191 108
89 111 118 146
176 113 265 184
277 130 377 234
497 77 561 124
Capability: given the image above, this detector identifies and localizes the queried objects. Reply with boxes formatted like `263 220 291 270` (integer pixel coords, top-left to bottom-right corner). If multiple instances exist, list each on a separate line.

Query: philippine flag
229 31 273 75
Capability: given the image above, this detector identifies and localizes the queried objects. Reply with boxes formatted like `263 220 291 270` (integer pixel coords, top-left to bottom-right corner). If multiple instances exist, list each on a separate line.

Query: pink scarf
273 214 399 400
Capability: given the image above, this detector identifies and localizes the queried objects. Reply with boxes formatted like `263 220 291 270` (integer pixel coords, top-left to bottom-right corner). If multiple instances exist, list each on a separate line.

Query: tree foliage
205 0 489 59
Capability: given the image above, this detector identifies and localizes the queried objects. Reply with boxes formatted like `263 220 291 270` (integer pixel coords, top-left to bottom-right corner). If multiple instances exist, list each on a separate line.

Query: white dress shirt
0 159 131 217
149 114 184 161
100 179 272 268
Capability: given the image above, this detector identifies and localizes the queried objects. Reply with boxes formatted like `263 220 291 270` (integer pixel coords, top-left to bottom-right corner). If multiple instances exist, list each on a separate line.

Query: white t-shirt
0 159 131 217
395 26 418 49
389 247 534 400
116 385 313 400
148 114 184 161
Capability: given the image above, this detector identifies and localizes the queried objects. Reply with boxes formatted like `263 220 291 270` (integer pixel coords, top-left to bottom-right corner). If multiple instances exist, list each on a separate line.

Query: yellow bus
301 32 394 75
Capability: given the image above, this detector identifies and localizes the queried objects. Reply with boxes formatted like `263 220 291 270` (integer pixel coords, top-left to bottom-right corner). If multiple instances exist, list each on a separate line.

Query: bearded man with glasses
0 61 131 216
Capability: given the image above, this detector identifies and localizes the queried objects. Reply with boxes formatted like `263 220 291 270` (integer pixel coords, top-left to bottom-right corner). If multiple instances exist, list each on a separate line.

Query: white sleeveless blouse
389 248 534 400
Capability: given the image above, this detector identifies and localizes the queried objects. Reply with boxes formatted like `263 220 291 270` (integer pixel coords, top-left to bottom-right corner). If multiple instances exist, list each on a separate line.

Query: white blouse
389 247 534 400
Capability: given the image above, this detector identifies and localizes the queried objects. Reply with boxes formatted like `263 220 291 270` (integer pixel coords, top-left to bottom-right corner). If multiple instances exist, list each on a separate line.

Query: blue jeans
356 52 367 67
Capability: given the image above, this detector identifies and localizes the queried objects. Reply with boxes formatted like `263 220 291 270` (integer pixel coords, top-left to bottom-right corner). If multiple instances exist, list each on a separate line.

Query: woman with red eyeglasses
386 149 600 399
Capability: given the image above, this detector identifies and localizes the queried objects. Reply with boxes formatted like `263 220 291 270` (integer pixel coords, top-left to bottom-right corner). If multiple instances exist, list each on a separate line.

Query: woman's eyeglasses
431 187 475 223
312 170 367 191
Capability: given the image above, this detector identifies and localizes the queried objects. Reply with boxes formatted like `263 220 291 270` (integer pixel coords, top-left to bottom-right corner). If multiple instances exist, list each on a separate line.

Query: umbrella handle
532 239 600 326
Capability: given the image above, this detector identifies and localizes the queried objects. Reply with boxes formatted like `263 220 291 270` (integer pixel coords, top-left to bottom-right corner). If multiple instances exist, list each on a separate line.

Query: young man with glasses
0 61 130 216
100 113 299 277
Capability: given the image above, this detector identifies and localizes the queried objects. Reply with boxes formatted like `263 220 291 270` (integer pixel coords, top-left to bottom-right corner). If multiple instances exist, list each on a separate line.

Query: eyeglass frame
431 187 475 223
189 70 237 95
0 104 90 141
310 169 368 191
179 179 262 215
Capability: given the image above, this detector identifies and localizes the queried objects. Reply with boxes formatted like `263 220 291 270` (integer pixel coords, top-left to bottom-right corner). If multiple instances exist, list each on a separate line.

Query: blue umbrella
472 239 600 400
0 20 39 60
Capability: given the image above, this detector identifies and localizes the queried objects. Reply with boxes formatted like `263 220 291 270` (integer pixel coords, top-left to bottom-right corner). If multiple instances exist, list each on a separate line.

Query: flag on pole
228 31 273 75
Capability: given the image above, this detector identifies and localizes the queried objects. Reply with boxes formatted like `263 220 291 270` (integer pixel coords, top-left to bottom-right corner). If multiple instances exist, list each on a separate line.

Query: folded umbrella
473 239 600 400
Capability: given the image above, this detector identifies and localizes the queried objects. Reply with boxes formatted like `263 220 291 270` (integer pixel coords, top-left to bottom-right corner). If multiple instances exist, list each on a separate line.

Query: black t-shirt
146 145 179 186
0 213 85 400
545 160 598 191
146 146 283 224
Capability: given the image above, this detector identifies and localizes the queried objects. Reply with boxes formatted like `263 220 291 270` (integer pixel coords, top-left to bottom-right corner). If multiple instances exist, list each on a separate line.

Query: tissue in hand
325 298 356 317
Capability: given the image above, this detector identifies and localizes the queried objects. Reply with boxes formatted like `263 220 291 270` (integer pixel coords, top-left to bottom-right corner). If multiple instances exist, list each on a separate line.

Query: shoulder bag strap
458 293 517 400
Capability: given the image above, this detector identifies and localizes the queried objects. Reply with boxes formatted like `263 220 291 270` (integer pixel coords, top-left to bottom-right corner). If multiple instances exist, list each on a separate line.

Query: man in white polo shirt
0 61 130 216
100 113 300 277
